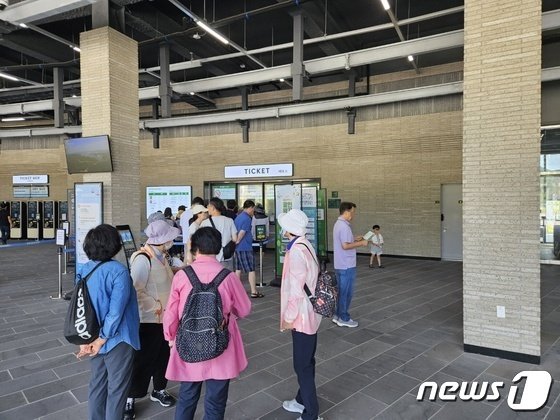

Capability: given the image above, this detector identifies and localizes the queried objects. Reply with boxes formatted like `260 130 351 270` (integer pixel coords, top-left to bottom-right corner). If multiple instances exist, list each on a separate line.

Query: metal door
441 184 463 261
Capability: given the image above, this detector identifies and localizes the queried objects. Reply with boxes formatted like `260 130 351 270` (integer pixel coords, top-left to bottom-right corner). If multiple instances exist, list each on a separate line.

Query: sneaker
297 417 324 420
334 318 359 328
150 389 175 407
282 399 305 414
123 400 135 420
332 315 339 324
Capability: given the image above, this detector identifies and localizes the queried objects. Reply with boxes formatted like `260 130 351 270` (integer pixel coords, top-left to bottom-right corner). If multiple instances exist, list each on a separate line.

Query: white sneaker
334 318 358 328
332 316 339 324
283 399 304 413
297 417 323 420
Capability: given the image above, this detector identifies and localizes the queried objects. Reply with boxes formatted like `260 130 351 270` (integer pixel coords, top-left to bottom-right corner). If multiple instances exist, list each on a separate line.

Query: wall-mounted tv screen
64 135 113 174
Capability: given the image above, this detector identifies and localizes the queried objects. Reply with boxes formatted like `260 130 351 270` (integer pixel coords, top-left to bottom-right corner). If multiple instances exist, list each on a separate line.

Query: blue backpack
176 266 230 363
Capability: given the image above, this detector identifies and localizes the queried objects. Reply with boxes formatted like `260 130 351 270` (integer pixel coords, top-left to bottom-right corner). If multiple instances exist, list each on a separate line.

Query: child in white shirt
368 225 384 268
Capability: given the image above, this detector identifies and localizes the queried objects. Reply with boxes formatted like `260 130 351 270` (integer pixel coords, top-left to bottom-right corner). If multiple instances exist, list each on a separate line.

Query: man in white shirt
180 197 204 255
200 197 238 270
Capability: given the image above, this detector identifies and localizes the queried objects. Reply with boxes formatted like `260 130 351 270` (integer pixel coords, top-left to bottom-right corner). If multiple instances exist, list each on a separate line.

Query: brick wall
463 0 541 356
80 27 141 235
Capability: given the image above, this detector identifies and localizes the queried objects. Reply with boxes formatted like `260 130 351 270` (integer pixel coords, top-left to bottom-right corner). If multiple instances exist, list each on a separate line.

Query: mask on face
164 241 173 250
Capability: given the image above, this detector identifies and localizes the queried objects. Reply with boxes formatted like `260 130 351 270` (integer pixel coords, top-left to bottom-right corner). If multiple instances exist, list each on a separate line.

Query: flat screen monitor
64 135 113 174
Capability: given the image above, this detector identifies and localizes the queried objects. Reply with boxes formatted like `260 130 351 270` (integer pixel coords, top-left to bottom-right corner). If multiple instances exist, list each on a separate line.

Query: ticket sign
13 175 49 184
224 164 293 179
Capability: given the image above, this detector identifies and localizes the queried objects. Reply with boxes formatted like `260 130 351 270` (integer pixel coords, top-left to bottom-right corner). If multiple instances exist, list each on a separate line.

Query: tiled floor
1 243 560 419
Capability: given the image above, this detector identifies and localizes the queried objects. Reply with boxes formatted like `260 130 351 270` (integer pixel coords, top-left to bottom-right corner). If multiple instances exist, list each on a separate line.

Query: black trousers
292 330 319 420
129 323 170 398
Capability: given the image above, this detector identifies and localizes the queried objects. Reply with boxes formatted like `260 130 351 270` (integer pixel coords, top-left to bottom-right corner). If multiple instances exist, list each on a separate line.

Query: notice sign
225 163 293 179
75 182 103 276
13 174 49 184
146 186 192 217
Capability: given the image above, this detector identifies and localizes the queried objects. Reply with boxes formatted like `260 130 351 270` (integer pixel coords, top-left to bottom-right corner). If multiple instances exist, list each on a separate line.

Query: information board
211 184 236 200
302 186 318 252
146 186 192 216
75 182 103 277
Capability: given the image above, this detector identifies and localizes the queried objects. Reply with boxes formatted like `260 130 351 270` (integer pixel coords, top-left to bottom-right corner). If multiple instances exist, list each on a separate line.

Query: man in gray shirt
332 202 368 328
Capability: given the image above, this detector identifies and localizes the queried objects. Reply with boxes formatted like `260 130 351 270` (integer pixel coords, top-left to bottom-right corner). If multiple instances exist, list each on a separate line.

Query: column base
464 344 540 365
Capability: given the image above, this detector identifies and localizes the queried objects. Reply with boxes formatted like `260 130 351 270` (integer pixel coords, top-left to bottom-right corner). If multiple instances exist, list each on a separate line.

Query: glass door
238 184 263 207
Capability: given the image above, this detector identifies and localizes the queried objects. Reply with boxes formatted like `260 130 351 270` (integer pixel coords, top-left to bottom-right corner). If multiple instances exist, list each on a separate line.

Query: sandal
251 292 265 298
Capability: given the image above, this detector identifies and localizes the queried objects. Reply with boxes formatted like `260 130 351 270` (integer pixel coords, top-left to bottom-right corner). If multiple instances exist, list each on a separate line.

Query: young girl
369 225 384 268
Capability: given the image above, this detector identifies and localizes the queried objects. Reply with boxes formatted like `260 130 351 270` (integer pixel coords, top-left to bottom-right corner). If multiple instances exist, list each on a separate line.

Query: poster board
273 184 302 283
75 182 103 277
211 184 236 200
146 186 192 216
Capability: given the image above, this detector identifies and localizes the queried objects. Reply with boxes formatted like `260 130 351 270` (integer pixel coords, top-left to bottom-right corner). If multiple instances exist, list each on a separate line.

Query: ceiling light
279 78 285 82
2 117 26 122
19 23 28 28
196 20 229 45
380 0 391 11
189 92 195 95
239 63 246 69
407 55 414 62
72 94 77 98
72 46 81 52
192 32 201 40
0 72 19 82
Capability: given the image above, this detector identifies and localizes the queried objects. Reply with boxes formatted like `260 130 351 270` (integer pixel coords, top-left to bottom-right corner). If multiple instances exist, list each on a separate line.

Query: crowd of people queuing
73 197 376 420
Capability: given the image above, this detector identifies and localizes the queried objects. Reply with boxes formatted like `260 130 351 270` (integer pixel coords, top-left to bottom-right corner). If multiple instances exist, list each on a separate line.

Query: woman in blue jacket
75 224 140 420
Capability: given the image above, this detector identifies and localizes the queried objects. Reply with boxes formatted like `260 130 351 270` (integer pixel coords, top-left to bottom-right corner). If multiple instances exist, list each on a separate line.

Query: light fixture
380 0 391 11
192 32 201 40
72 46 81 53
2 117 26 122
19 23 28 28
0 72 19 82
407 55 414 62
189 91 195 95
279 78 285 82
196 20 229 45
72 94 77 98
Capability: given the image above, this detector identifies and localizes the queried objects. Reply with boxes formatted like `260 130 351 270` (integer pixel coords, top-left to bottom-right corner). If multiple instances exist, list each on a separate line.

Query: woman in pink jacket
163 226 251 420
278 209 323 420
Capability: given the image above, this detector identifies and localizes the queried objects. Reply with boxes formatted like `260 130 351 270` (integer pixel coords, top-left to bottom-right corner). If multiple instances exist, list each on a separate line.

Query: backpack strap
208 216 216 229
183 265 202 290
81 260 111 283
210 268 231 288
130 251 152 268
296 242 317 298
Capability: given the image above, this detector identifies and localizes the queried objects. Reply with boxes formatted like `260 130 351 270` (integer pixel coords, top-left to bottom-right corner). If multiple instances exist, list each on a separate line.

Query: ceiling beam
0 0 97 25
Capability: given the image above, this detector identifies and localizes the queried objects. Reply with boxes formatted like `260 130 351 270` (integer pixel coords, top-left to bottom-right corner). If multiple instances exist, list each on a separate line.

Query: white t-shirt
201 215 237 261
180 208 193 244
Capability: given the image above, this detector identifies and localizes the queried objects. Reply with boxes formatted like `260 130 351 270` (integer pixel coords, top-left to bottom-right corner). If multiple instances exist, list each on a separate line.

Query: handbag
300 243 338 318
208 216 236 259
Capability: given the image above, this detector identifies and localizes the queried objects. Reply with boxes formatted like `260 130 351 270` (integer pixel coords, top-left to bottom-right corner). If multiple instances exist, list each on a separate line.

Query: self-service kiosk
27 201 43 239
58 201 68 225
10 201 27 239
42 201 58 239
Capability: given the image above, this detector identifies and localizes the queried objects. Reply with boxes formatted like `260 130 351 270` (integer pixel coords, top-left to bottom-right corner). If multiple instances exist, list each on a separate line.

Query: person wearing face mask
124 220 180 420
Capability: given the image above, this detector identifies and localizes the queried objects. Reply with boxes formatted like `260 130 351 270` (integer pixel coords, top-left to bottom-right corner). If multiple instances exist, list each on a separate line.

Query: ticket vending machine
58 201 68 226
42 201 58 239
10 201 27 239
27 201 43 239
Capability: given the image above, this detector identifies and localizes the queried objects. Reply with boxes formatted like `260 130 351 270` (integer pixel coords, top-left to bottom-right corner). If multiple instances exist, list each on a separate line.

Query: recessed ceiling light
279 78 285 82
192 32 201 40
72 94 77 98
189 92 195 95
407 55 414 62
239 63 246 69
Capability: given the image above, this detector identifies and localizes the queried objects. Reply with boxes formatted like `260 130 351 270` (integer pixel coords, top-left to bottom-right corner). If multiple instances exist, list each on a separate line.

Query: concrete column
80 27 141 235
462 0 542 362
292 11 304 102
53 67 64 128
159 43 172 118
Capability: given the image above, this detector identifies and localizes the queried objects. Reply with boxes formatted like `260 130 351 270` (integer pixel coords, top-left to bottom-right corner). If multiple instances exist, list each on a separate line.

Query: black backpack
176 266 230 363
63 261 109 345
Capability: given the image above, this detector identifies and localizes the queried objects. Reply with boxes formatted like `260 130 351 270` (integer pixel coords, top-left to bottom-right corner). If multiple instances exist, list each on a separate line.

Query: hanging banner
225 163 293 179
273 184 302 284
302 186 318 253
75 182 103 278
317 188 328 259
